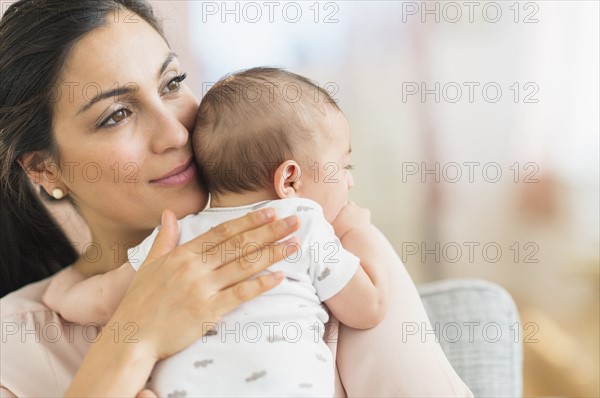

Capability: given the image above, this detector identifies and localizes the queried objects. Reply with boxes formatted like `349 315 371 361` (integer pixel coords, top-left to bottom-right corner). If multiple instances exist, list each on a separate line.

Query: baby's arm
42 263 134 325
324 202 390 329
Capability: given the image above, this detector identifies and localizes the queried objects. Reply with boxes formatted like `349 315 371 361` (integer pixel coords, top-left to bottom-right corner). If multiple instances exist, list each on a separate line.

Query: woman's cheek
177 89 200 132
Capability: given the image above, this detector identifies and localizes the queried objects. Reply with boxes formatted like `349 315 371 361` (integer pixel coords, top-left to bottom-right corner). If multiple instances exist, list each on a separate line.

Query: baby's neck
210 189 279 208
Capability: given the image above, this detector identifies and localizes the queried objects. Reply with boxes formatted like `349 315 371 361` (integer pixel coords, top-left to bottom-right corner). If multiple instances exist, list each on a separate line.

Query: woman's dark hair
0 0 166 297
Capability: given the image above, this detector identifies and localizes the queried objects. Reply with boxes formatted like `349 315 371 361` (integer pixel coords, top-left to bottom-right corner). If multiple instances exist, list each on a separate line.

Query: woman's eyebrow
77 85 136 115
77 52 179 115
158 51 178 78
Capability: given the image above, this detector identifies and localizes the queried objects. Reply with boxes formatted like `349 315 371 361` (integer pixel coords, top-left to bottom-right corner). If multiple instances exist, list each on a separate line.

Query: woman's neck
73 226 151 278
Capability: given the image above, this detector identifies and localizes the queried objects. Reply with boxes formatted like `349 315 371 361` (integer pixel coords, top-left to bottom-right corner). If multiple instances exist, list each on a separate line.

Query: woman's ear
17 151 67 199
273 160 302 199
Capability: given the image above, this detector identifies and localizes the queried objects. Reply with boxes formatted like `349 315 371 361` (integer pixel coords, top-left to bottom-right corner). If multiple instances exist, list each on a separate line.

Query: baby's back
131 198 360 397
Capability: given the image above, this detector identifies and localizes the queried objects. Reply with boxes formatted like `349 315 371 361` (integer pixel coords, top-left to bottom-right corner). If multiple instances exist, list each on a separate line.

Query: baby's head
193 67 353 222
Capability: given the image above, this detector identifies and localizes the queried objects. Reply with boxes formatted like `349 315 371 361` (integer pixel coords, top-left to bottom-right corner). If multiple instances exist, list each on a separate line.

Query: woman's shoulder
1 269 93 396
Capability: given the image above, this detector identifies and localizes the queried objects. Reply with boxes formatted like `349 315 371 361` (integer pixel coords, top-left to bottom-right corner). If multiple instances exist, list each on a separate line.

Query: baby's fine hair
193 67 340 197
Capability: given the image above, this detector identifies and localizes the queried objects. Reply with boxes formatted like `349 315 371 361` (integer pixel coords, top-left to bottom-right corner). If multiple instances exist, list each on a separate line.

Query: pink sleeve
1 278 94 397
334 262 473 397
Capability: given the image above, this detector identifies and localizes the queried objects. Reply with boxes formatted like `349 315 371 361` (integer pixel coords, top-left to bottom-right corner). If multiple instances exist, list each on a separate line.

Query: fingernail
282 240 299 259
284 215 298 228
261 208 276 220
271 271 284 281
283 237 300 248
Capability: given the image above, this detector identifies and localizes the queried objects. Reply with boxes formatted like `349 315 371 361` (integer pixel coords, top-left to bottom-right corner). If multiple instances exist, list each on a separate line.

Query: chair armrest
418 278 523 398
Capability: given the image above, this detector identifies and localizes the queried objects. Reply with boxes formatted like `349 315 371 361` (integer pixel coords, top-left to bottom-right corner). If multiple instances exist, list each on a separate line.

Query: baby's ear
273 160 302 199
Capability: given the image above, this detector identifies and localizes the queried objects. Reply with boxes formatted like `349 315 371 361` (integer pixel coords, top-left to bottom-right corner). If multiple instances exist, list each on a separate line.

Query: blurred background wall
155 1 599 395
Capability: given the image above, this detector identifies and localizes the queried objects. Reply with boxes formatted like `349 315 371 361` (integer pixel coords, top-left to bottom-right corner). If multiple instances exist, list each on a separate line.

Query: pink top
0 276 98 397
1 264 473 397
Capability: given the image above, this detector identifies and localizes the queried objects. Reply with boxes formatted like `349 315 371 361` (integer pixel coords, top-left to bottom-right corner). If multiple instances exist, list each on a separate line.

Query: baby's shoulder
264 198 333 243
266 198 325 222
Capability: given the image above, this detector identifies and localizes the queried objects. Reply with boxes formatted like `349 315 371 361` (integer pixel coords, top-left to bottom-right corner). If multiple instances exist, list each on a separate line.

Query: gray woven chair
418 279 523 398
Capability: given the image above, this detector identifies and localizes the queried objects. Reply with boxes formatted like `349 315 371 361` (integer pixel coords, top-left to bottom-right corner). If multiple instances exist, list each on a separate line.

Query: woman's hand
136 389 158 398
114 207 300 361
66 207 300 396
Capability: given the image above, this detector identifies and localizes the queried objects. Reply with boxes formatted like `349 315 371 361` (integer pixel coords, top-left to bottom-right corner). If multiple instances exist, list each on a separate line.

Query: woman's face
50 13 207 239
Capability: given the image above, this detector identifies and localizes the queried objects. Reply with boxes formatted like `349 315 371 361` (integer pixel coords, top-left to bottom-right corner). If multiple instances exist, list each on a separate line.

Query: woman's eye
167 80 179 91
100 108 131 128
112 109 126 123
345 164 355 170
162 72 187 94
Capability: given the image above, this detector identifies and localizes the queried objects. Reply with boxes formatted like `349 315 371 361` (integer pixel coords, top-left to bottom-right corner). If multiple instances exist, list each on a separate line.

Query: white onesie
127 197 360 397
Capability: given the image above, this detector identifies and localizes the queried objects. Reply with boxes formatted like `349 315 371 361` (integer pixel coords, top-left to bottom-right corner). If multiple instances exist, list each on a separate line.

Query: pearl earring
51 188 65 200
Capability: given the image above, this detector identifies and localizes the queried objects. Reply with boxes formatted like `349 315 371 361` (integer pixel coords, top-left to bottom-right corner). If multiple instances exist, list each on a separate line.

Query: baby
43 67 390 397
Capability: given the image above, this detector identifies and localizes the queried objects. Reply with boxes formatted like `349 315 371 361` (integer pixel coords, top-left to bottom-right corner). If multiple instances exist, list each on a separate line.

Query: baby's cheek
324 201 344 224
332 194 350 223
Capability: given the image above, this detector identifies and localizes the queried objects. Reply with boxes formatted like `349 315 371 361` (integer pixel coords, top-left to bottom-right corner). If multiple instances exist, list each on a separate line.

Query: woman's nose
148 104 189 153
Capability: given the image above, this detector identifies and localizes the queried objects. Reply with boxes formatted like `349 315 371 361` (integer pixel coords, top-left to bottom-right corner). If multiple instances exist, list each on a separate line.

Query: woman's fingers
136 389 158 398
183 207 278 251
183 212 301 270
142 209 179 266
209 237 300 290
108 209 302 365
213 271 285 317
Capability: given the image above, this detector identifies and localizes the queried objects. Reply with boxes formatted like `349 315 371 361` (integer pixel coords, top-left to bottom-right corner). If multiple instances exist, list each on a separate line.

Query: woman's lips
150 159 197 187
